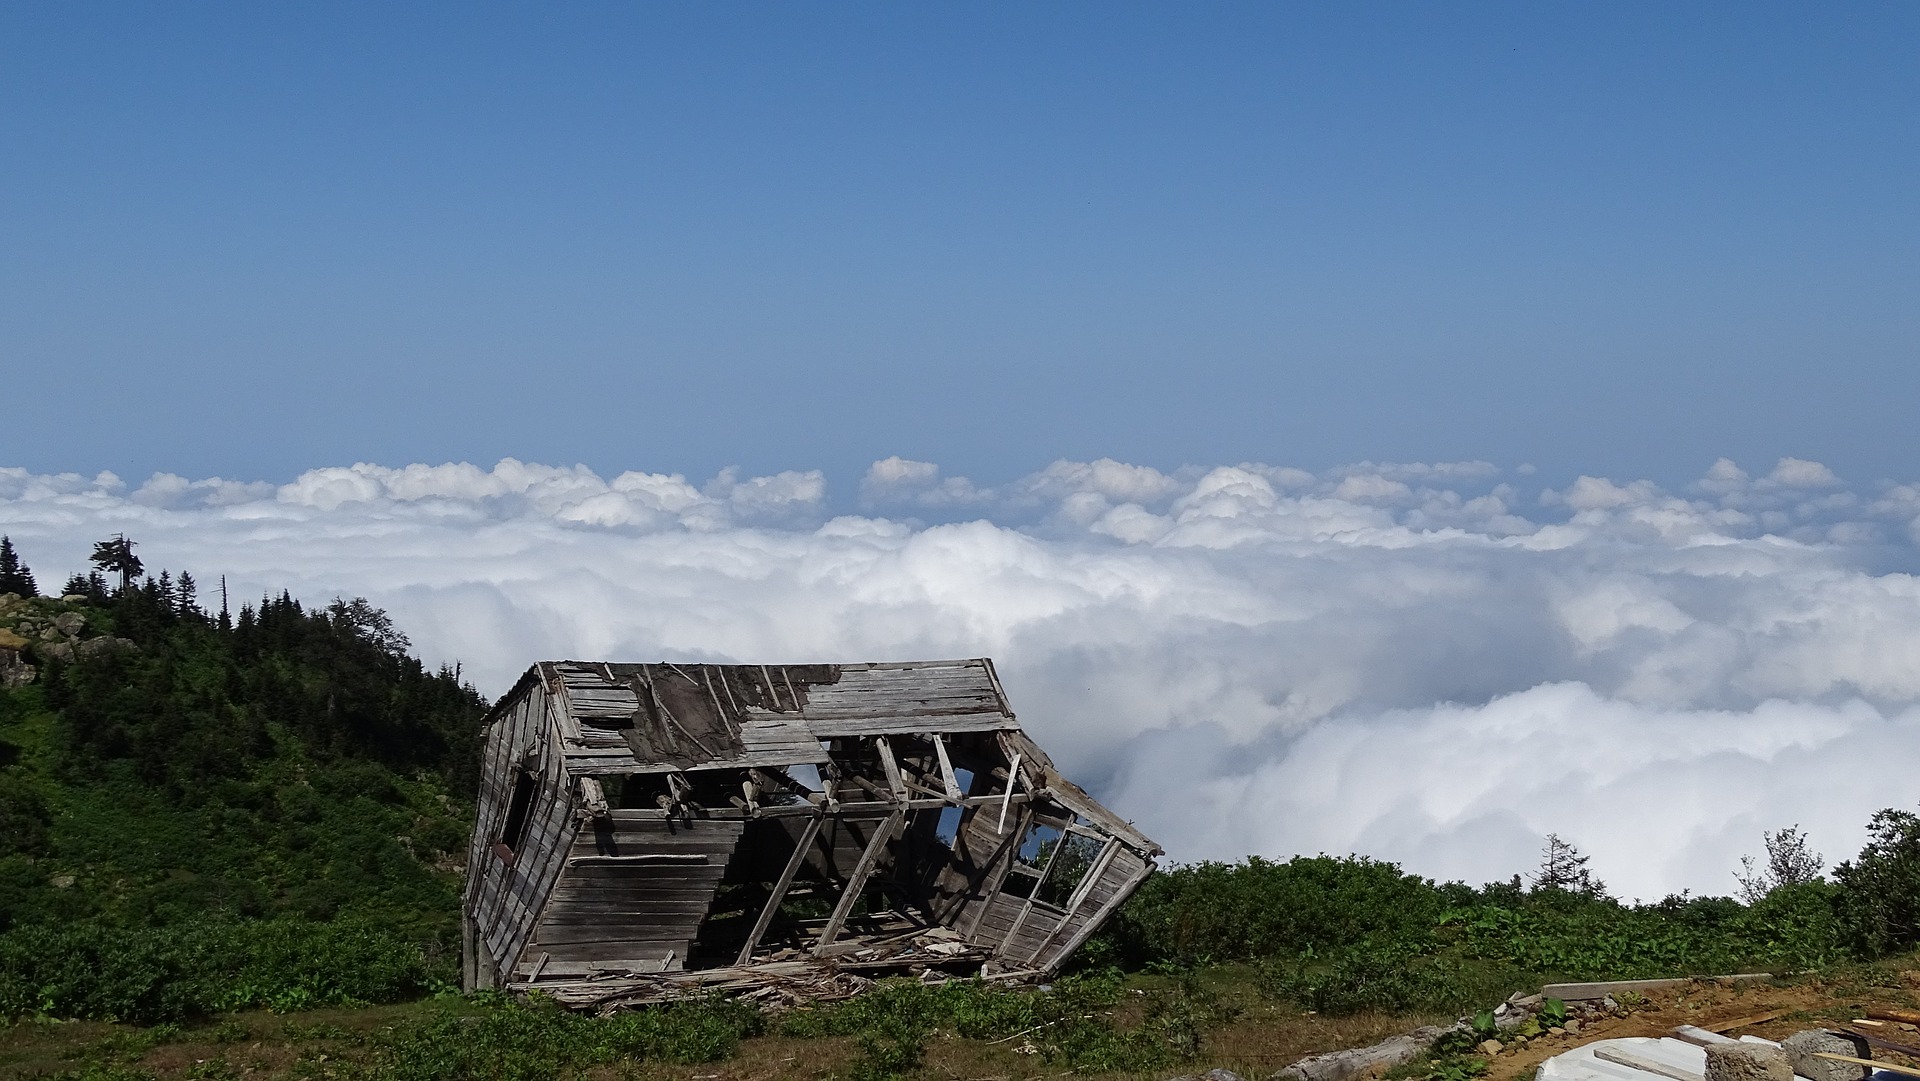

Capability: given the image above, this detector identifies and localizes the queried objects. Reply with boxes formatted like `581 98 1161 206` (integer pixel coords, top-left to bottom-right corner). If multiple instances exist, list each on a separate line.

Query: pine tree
89 534 144 593
0 536 37 597
176 571 200 619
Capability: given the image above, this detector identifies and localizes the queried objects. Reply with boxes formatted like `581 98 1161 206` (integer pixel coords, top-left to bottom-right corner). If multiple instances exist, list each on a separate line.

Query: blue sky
4 3 1917 492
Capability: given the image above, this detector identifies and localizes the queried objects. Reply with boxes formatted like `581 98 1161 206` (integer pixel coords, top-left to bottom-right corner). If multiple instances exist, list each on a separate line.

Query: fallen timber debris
1811 1053 1920 1081
1270 1024 1464 1081
462 658 1161 1008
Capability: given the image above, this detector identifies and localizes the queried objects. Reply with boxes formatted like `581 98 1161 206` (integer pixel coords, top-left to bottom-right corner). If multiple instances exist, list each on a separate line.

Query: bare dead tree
1532 832 1608 898
1735 824 1823 903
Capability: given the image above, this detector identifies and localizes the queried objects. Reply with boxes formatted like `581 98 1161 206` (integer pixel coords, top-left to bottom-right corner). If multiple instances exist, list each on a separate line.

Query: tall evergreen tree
176 570 200 619
0 536 37 597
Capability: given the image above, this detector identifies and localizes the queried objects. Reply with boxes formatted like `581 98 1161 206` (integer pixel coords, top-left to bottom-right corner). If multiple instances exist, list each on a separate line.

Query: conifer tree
0 536 37 597
177 571 200 619
89 534 143 593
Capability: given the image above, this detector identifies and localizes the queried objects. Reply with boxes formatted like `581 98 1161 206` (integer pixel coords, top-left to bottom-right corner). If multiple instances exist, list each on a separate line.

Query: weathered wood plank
808 715 1018 737
533 938 692 961
538 898 721 922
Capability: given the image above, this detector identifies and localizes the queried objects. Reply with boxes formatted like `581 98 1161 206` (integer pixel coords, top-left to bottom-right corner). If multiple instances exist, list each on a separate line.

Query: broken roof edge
479 656 1020 729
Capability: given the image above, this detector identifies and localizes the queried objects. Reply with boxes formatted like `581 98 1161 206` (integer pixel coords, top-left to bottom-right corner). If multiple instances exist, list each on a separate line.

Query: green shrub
1835 810 1920 957
0 917 448 1022
354 993 763 1081
1259 943 1508 1015
28 1068 158 1081
775 972 1192 1074
1103 855 1446 966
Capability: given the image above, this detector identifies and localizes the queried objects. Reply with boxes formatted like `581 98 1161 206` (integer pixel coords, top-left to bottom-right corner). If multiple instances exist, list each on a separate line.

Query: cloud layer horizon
7 453 1920 902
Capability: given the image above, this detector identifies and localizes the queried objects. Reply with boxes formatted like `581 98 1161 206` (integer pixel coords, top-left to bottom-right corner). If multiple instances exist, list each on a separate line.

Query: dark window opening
496 769 538 863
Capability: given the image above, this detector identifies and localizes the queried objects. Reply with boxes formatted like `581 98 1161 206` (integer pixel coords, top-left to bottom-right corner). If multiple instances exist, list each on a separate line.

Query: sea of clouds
6 453 1920 901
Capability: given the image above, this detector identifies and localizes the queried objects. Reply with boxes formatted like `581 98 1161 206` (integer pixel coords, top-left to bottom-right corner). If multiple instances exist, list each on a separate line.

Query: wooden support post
997 753 1023 833
736 814 823 966
815 809 904 953
461 910 479 991
875 736 907 798
932 734 963 801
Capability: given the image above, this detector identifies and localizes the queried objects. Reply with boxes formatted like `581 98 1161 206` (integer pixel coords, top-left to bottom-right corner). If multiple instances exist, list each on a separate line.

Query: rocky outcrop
0 596 127 685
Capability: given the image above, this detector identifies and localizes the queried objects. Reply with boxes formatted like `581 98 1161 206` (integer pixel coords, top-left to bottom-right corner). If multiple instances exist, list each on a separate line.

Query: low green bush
1105 855 1448 967
1835 810 1920 957
0 917 449 1022
777 971 1195 1077
350 993 763 1081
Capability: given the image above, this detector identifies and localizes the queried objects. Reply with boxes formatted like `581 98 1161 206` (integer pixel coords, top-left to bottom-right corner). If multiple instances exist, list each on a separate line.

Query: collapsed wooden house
462 659 1161 1009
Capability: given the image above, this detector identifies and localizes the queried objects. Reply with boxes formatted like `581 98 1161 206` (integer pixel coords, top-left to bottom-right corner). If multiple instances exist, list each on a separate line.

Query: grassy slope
12 961 1920 1081
0 585 487 1022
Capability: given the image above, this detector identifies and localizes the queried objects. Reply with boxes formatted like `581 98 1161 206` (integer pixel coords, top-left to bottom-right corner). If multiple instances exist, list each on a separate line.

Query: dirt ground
10 969 1920 1081
1477 974 1920 1081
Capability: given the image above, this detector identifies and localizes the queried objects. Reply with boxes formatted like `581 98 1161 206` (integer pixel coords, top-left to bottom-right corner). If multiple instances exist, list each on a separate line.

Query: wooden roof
502 658 1023 775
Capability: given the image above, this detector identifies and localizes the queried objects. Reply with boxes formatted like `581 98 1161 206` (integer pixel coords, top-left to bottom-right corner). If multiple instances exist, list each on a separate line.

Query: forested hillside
0 536 488 1018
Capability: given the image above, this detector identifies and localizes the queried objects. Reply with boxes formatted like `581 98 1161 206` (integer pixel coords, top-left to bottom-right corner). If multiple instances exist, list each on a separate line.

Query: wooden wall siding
926 756 1018 923
496 731 581 980
463 686 523 911
467 686 549 979
972 893 1065 959
468 689 586 987
465 657 1162 999
527 816 747 971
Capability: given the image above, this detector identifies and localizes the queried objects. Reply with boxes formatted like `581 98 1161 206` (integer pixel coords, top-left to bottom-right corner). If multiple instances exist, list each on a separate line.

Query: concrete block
1704 1043 1792 1081
1781 1030 1870 1081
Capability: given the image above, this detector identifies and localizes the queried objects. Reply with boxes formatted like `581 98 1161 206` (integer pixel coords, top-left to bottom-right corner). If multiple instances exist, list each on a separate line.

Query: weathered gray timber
462 658 1161 1007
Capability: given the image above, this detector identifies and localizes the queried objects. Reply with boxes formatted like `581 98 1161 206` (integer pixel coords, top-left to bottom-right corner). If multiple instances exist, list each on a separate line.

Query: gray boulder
75 636 137 660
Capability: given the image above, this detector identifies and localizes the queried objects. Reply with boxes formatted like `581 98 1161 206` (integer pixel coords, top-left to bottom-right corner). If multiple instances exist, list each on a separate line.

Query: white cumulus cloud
5 453 1920 901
